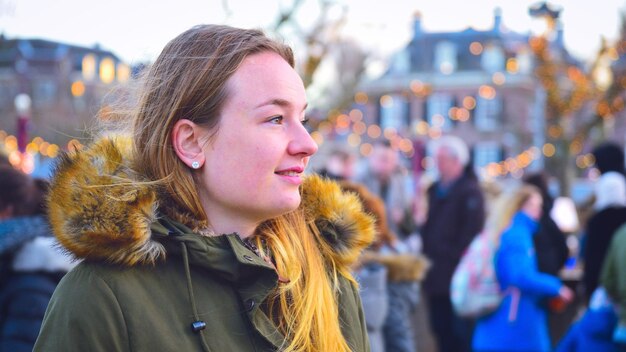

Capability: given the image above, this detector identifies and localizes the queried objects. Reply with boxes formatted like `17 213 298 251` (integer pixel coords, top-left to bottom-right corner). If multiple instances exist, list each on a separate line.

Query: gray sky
0 0 624 65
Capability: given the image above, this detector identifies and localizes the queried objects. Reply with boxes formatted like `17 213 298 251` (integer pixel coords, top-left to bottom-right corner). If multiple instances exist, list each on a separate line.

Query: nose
288 123 318 157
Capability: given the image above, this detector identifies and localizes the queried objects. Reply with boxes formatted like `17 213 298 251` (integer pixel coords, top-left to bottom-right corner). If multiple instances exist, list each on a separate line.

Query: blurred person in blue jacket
0 166 75 352
555 287 619 352
472 184 574 352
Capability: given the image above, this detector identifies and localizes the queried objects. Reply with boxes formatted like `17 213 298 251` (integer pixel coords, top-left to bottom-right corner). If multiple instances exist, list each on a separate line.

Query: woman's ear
172 119 205 169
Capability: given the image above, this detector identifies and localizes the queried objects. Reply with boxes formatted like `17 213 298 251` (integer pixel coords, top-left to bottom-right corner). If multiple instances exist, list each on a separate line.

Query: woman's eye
269 116 283 124
301 117 310 126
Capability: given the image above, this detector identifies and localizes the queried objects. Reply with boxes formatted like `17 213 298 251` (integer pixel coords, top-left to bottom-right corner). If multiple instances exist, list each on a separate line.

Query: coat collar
512 211 539 234
47 135 375 272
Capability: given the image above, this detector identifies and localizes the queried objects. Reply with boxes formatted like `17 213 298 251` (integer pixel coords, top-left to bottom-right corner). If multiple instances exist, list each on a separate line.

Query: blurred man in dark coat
421 136 485 352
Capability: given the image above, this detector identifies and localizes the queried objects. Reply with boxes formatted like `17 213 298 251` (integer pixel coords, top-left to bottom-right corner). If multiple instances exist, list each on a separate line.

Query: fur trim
300 175 376 268
359 250 431 282
48 137 375 269
48 136 164 266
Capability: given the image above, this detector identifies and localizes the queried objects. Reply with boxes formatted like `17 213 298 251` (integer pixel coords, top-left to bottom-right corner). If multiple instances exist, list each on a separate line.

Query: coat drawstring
505 287 521 322
181 243 212 352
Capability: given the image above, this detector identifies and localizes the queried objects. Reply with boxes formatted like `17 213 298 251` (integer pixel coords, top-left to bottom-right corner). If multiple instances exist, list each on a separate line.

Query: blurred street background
1 1 626 351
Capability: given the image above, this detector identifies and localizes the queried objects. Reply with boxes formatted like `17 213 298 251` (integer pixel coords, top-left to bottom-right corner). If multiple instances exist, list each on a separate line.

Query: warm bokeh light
82 54 96 80
478 85 496 99
380 95 393 108
457 108 470 122
317 121 332 134
311 131 324 145
463 96 476 110
410 80 425 94
569 140 582 154
543 143 556 157
354 92 369 105
548 125 563 138
506 58 519 73
39 142 50 155
360 143 373 157
47 144 60 158
352 121 367 135
347 133 361 147
367 125 382 138
4 135 17 152
349 109 363 122
492 72 506 85
383 127 397 139
67 139 83 152
399 138 413 153
117 63 131 83
99 57 115 84
448 107 458 120
431 114 445 127
336 114 350 129
428 128 442 139
71 80 85 97
415 121 429 135
469 42 483 55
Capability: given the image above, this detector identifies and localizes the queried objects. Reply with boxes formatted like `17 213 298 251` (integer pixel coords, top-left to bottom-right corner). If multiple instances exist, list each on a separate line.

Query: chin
276 194 302 214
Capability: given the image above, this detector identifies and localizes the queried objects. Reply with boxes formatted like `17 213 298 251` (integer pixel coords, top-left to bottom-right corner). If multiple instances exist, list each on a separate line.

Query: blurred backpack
450 230 502 318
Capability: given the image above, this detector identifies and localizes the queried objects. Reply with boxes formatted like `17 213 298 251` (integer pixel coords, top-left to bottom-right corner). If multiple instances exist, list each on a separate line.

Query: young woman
472 184 574 352
34 25 375 352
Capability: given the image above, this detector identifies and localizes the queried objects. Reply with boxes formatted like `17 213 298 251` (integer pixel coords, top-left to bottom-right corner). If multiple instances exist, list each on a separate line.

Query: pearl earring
191 161 200 169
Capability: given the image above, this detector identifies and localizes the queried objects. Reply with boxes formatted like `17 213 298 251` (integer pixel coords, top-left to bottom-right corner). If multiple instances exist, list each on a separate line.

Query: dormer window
481 43 505 72
434 41 457 74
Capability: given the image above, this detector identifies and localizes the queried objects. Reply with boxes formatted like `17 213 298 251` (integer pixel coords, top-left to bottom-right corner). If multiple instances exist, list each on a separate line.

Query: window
516 50 533 74
474 141 501 168
474 96 501 131
481 44 505 73
434 41 457 74
427 93 453 131
380 94 408 130
32 79 57 105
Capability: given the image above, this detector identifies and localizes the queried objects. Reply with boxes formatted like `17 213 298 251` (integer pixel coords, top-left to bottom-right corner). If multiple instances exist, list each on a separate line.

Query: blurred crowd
1 136 626 352
312 137 626 352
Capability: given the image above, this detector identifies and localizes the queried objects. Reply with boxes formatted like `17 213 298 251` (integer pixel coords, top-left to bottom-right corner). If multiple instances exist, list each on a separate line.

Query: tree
237 0 370 113
530 12 626 196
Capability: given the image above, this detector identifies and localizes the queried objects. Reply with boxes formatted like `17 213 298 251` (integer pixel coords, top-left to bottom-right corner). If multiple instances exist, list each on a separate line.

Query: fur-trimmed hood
359 250 430 282
47 136 375 268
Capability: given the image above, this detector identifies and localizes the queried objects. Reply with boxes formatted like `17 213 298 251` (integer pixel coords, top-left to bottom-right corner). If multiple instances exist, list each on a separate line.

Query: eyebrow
255 98 308 112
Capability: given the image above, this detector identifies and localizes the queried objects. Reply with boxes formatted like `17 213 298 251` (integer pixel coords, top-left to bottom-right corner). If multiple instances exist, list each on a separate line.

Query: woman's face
198 51 318 234
521 192 543 221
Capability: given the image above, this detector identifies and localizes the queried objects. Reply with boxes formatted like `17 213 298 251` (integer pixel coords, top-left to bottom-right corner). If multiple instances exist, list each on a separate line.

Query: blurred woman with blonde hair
472 184 574 352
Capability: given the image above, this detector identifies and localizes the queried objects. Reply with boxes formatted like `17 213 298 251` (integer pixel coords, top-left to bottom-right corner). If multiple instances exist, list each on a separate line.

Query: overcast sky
0 0 624 65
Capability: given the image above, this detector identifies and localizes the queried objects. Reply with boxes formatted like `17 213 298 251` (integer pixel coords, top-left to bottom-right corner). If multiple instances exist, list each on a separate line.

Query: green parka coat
33 137 375 352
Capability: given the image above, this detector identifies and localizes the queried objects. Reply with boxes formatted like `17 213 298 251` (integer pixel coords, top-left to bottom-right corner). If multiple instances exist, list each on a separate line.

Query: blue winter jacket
472 212 563 352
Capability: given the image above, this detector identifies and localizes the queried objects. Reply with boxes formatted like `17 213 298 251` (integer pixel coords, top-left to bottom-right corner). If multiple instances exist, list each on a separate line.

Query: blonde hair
129 25 351 351
485 184 541 244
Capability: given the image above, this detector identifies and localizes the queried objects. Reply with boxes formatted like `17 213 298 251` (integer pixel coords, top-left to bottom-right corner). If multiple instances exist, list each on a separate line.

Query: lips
275 166 304 176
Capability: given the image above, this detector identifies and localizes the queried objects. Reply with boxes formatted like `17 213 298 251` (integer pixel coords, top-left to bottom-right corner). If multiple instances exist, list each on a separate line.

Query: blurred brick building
0 35 131 146
358 7 580 178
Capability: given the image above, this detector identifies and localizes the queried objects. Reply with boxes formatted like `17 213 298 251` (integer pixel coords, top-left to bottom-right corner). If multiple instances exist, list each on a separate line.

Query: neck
202 209 259 239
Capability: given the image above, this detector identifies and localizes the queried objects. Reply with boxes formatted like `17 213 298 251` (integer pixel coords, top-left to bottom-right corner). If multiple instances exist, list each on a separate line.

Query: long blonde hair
130 25 352 351
485 184 541 244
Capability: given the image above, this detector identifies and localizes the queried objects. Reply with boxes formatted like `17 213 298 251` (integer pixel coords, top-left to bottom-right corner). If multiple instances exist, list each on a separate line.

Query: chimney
493 7 502 33
413 11 423 38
